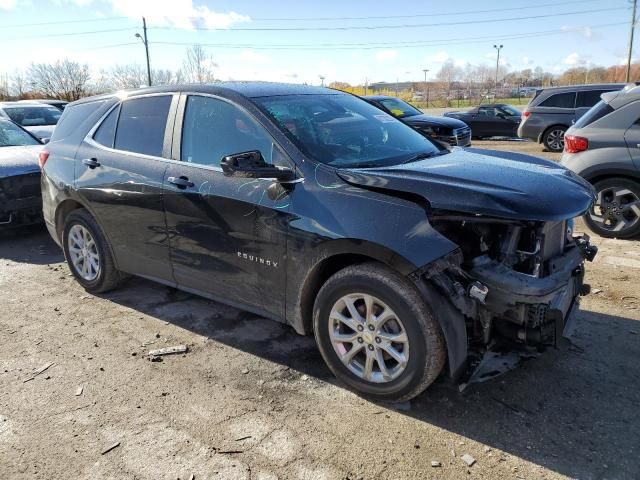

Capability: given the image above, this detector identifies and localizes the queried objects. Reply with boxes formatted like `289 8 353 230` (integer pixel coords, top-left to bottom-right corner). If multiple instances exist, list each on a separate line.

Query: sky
0 0 636 85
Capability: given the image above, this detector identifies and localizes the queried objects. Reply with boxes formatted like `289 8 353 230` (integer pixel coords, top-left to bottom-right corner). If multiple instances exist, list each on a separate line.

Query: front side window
181 95 274 168
498 105 521 116
3 105 62 126
254 93 442 168
478 107 497 117
378 98 422 118
114 96 171 157
0 120 40 147
539 92 576 108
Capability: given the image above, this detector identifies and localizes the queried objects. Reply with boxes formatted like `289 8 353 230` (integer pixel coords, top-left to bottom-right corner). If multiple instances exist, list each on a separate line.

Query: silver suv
561 85 640 238
518 83 624 152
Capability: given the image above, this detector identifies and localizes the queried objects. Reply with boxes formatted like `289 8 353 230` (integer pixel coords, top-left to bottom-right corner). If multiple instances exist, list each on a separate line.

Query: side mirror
220 150 295 182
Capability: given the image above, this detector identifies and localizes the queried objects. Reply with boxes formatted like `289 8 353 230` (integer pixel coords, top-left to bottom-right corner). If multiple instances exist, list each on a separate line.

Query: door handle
167 176 194 188
82 158 100 169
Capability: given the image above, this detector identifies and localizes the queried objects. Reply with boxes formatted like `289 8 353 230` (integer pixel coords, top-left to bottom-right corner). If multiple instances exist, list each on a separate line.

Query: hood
338 147 595 222
0 145 42 178
405 114 467 129
23 125 55 140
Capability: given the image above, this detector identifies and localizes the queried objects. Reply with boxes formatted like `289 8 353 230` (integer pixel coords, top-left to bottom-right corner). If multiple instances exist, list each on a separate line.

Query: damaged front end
412 210 598 380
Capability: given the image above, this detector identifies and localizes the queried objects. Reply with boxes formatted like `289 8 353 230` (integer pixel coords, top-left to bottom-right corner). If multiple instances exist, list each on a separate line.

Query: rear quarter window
576 90 611 108
539 92 576 108
573 101 615 128
50 100 109 141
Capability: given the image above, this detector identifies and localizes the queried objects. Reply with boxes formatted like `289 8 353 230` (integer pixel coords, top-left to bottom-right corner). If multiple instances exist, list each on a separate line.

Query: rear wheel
542 126 567 152
313 262 445 402
62 209 122 293
584 178 640 239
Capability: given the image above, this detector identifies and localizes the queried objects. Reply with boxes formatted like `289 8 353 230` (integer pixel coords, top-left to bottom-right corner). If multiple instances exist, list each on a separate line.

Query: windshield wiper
401 151 439 164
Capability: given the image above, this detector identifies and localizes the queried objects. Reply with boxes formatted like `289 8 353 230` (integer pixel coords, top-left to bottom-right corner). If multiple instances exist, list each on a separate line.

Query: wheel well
586 173 640 187
54 200 84 241
300 253 380 334
540 124 568 143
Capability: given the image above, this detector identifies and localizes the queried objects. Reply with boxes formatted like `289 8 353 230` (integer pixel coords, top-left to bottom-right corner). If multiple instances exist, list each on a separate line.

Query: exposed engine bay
415 209 598 377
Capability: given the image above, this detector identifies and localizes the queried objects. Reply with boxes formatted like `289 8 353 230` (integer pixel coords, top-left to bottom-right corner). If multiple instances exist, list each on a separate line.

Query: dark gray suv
518 83 624 152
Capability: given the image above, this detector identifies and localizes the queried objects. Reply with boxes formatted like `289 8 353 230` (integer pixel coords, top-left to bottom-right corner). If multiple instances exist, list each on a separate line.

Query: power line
150 7 626 32
6 27 137 41
149 22 625 50
251 0 605 21
1 16 129 29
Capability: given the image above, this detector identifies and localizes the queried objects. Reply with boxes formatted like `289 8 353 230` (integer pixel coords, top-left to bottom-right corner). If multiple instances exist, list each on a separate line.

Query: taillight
564 135 588 153
38 150 49 169
522 111 531 118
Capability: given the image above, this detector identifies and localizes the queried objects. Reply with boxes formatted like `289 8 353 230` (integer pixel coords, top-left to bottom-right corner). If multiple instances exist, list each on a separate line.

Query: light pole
422 68 429 107
493 44 503 95
319 75 325 87
626 0 637 82
135 17 152 87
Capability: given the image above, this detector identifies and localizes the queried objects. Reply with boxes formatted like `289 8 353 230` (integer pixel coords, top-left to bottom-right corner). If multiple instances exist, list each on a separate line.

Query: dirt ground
1 140 639 480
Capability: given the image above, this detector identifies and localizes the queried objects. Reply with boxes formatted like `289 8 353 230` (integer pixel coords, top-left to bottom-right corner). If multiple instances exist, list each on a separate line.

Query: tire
62 209 122 293
583 177 640 239
542 125 567 152
313 262 446 402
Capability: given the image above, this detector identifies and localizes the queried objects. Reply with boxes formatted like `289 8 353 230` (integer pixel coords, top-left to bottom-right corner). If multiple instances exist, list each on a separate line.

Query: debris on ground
431 461 442 467
459 351 538 391
101 442 120 455
23 362 55 383
148 345 188 357
461 454 476 466
241 368 249 374
75 385 84 396
234 435 251 442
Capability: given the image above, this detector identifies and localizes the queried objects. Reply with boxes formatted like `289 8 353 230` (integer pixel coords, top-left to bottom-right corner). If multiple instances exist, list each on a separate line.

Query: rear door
74 93 177 281
163 94 294 319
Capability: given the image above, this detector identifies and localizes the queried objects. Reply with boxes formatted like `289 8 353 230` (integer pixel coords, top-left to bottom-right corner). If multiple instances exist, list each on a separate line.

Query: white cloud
375 49 398 62
561 25 595 39
0 0 17 9
562 52 586 66
108 0 250 29
425 51 450 64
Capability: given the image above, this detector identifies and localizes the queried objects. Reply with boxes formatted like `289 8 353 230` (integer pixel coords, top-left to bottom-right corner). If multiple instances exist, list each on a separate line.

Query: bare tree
0 74 9 100
183 44 217 83
435 60 462 96
26 59 90 100
10 70 26 98
103 64 147 90
154 68 184 85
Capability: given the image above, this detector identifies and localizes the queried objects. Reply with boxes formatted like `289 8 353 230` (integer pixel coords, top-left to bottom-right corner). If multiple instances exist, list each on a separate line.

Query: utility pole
364 77 368 96
135 17 152 86
319 75 325 87
422 68 429 107
626 0 637 82
493 44 503 95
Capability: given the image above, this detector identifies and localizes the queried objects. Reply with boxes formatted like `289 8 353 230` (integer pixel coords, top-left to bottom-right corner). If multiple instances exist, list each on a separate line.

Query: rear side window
114 96 171 157
573 100 614 128
93 106 119 148
539 92 576 108
50 100 107 141
576 90 609 108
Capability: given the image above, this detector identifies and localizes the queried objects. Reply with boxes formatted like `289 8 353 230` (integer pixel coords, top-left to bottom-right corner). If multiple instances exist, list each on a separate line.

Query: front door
163 94 293 319
75 94 176 281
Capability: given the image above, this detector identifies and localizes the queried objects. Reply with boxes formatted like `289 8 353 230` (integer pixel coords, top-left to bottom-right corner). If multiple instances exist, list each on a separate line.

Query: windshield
499 105 521 116
0 121 40 147
3 105 62 127
254 94 441 168
377 97 423 118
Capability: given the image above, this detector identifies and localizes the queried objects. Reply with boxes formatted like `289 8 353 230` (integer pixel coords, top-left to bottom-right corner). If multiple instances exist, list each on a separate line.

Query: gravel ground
1 140 639 480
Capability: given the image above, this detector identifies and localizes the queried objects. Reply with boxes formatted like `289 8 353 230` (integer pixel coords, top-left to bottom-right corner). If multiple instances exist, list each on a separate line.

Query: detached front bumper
0 173 43 228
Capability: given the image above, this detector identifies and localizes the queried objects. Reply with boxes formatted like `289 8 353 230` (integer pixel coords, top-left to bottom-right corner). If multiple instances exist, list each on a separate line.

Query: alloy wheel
546 128 565 151
589 187 640 233
67 224 101 281
328 293 409 383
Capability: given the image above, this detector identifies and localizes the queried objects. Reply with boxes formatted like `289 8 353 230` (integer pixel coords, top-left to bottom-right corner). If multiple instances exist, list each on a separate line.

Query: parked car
0 102 62 141
42 83 597 401
561 86 640 239
518 83 625 152
0 118 44 227
443 104 521 138
18 99 68 111
363 95 471 147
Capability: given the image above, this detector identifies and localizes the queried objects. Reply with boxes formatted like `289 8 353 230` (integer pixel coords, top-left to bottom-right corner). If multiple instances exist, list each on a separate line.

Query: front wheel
584 178 640 239
542 126 567 152
313 263 445 402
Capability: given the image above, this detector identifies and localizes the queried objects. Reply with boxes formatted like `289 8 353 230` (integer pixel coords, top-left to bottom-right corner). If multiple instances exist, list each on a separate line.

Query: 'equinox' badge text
237 251 279 268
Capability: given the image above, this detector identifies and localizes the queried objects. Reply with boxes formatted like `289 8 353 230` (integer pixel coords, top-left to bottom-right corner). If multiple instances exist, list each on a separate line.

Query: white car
0 102 61 141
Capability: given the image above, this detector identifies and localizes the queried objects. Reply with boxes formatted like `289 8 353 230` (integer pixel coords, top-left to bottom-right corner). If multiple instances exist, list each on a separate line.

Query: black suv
42 83 597 401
